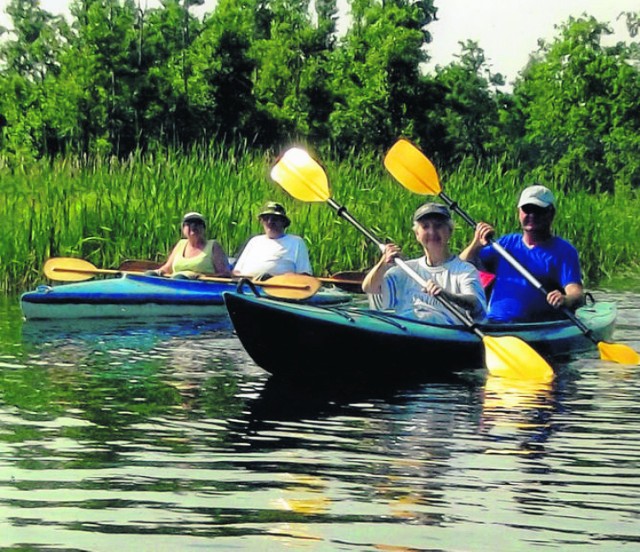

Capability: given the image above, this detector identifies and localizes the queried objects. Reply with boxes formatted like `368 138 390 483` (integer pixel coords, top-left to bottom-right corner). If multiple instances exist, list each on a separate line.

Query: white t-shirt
233 234 312 277
371 256 487 324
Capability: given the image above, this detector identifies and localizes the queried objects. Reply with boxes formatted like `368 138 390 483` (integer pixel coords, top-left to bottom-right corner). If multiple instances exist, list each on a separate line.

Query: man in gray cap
460 184 584 322
362 202 486 324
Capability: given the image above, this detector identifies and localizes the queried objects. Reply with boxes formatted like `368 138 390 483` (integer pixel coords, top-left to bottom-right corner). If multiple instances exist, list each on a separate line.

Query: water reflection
21 315 232 350
0 291 639 550
481 375 556 456
4 311 263 458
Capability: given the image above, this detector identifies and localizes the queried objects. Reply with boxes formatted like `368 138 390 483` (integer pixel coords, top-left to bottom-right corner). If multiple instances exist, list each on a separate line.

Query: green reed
1 144 638 293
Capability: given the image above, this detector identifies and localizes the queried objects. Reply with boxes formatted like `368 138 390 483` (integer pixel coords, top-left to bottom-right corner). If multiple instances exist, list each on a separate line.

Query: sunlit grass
0 144 638 292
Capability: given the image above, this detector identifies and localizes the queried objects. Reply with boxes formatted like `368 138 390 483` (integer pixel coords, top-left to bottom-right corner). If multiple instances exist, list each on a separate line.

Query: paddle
384 138 639 366
43 257 322 300
118 259 160 272
270 147 555 382
119 259 364 292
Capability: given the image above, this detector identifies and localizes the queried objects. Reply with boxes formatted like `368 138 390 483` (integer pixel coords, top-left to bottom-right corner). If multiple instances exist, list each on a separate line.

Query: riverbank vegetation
0 144 637 292
1 1 639 291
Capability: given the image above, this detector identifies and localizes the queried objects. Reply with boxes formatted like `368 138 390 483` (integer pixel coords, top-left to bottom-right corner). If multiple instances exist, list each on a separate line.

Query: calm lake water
1 290 639 551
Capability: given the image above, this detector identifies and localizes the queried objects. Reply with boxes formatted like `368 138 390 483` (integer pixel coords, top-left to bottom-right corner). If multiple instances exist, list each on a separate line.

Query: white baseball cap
517 185 555 208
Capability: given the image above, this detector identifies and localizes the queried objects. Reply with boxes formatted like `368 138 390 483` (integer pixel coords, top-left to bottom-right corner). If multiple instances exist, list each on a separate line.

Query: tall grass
1 144 638 292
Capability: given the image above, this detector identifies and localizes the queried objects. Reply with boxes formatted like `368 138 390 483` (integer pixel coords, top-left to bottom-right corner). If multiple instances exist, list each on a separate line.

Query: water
1 291 639 551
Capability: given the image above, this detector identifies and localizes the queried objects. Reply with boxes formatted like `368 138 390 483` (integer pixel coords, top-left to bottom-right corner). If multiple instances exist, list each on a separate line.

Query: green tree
327 0 436 153
58 0 204 154
187 0 258 142
432 40 507 163
62 0 140 155
509 15 640 191
0 0 70 158
133 0 204 147
1 0 67 80
250 0 337 145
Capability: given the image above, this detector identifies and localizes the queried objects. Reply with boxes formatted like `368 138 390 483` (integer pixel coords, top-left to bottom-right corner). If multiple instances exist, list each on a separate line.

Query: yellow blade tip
270 148 330 202
383 139 442 196
484 335 555 383
598 341 640 365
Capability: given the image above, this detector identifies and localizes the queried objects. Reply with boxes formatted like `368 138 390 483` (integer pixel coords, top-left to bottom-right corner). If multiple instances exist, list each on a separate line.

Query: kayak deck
223 292 617 381
20 273 352 320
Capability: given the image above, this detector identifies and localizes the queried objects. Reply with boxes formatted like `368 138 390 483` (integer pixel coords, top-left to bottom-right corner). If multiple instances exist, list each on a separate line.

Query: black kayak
223 292 617 382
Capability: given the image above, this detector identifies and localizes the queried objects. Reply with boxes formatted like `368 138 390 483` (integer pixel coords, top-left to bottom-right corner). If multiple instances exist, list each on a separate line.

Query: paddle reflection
481 375 555 456
270 473 331 515
244 375 492 531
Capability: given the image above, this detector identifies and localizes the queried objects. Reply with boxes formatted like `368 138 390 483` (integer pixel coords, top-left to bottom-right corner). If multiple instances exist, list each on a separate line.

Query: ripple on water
0 293 639 550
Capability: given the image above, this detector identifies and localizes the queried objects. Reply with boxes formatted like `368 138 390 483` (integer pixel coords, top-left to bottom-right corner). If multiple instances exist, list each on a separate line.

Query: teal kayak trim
223 292 617 381
20 273 351 320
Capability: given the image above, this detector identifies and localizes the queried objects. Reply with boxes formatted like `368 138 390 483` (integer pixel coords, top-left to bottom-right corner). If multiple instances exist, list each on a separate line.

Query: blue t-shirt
479 233 582 322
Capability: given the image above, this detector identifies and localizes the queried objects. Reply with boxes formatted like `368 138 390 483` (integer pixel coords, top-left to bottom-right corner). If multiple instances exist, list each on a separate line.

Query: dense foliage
1 1 639 190
0 144 637 293
1 1 639 292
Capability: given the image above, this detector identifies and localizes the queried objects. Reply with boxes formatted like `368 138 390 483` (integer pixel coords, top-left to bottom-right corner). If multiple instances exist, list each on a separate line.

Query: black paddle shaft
436 191 597 343
326 198 482 335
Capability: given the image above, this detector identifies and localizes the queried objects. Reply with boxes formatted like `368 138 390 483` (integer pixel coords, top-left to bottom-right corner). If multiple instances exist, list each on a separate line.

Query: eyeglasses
521 204 552 215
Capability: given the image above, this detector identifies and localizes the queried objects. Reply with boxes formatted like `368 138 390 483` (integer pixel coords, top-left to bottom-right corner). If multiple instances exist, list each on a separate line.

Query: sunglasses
521 204 552 215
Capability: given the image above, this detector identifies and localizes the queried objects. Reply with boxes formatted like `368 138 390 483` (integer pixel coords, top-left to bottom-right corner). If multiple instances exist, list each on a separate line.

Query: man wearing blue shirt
460 185 585 322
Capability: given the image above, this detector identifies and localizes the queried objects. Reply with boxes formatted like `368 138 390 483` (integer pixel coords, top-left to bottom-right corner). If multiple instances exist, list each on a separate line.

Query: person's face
260 214 286 235
414 216 452 250
182 221 205 237
518 204 554 232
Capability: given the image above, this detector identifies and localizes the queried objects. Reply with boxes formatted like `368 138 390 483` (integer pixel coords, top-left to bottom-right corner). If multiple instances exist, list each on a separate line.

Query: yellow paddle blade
270 147 330 202
260 273 322 300
383 139 442 196
483 335 555 383
43 257 106 281
598 341 640 365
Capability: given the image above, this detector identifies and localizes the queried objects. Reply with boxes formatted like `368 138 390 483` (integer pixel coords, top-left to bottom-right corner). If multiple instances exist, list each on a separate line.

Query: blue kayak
20 273 352 320
223 291 618 381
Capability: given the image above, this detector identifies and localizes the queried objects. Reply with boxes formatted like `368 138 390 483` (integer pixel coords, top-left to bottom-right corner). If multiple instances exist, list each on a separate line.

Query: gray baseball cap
413 202 451 222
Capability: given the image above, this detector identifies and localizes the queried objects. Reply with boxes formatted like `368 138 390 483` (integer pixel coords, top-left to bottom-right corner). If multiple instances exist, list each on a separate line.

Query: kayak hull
20 274 351 320
223 292 617 381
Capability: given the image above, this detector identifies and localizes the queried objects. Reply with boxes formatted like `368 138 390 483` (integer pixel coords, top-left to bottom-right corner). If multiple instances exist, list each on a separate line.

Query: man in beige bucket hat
232 201 312 278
